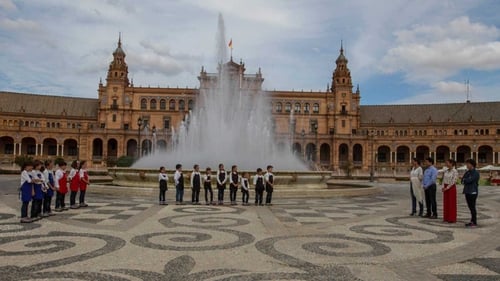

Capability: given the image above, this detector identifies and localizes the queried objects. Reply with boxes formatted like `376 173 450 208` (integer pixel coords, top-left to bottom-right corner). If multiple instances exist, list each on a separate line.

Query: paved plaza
0 175 499 281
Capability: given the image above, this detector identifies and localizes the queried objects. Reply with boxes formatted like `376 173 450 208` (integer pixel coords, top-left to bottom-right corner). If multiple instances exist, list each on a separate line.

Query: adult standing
409 158 424 216
442 159 458 223
462 159 480 228
422 157 438 219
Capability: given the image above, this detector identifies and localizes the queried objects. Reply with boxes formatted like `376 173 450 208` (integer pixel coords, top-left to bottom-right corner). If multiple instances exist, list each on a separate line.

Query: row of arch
376 144 495 164
140 98 194 111
274 102 320 114
0 136 171 159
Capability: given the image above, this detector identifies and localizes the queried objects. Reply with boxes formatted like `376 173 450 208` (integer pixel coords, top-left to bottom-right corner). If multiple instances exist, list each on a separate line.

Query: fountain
133 13 305 171
106 14 381 198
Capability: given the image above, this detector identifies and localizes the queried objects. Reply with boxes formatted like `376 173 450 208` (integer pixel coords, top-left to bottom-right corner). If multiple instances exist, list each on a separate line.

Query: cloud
0 18 40 31
390 79 500 104
0 0 16 11
380 16 500 82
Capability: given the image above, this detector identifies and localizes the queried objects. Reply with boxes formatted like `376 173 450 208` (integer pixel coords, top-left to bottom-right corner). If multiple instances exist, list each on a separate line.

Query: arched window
275 102 282 112
150 99 157 110
179 100 185 111
285 103 292 113
313 103 319 113
160 99 166 110
304 103 310 113
169 99 176 110
294 103 301 113
140 98 147 110
188 100 194 110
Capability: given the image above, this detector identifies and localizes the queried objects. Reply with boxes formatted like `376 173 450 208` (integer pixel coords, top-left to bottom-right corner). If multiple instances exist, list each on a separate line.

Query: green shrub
14 155 34 170
54 157 65 166
116 156 135 167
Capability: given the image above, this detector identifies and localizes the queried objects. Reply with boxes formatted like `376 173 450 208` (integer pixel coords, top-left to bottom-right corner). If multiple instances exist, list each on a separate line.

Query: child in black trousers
254 168 265 206
191 164 202 205
158 166 168 205
229 165 239 205
241 172 250 205
216 164 227 205
264 165 274 206
204 167 214 205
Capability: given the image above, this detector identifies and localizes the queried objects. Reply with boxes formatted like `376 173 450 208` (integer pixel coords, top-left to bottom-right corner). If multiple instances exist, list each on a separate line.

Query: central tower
330 43 360 135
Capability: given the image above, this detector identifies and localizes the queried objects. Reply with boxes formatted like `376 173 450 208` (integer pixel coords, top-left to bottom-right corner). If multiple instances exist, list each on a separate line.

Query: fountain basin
108 167 331 188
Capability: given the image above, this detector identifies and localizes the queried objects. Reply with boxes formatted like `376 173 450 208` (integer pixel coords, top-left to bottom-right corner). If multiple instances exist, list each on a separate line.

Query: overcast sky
1 0 499 104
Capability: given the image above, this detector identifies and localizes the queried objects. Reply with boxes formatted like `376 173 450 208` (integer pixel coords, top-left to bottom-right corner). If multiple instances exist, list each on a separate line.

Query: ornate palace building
1 38 499 173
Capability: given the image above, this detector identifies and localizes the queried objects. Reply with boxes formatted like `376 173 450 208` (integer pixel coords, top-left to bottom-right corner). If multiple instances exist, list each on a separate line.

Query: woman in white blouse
410 158 424 216
442 159 458 223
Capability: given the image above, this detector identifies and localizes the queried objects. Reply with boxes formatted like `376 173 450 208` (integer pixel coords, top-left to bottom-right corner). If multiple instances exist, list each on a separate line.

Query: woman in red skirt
442 159 458 223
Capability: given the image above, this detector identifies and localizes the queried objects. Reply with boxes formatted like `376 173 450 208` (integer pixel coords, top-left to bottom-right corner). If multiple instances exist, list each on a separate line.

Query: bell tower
330 42 360 135
97 34 131 130
106 33 129 85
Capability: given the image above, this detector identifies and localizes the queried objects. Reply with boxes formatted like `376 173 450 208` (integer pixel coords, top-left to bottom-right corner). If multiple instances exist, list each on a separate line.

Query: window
27 144 36 155
313 103 319 113
436 152 446 163
275 102 282 113
150 99 157 110
294 103 301 113
68 146 77 156
304 103 310 113
164 118 170 129
396 153 405 163
478 153 487 163
341 105 347 114
188 100 194 110
179 100 185 111
112 114 117 122
310 119 318 133
48 145 57 156
285 103 291 113
160 99 166 110
341 120 346 128
124 124 129 130
4 143 14 154
378 153 387 162
169 99 176 110
111 99 118 110
497 129 500 135
140 98 147 110
100 123 105 129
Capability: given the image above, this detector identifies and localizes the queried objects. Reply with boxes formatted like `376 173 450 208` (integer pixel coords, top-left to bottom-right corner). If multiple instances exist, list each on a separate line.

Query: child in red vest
78 161 89 207
68 160 80 209
54 161 68 212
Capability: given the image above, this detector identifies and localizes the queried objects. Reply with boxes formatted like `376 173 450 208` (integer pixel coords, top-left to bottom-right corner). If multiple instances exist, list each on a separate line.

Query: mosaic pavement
0 175 499 281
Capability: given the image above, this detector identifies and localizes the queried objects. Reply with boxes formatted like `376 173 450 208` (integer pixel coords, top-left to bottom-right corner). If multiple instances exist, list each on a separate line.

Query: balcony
110 104 119 110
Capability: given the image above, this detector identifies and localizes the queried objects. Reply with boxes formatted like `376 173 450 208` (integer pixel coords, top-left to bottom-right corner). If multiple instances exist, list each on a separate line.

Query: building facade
1 38 499 173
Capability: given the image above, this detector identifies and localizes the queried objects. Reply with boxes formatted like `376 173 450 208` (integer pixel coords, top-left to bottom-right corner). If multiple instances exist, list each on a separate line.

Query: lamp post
369 131 375 182
77 123 81 161
137 117 143 158
301 129 306 161
152 125 156 154
313 123 318 163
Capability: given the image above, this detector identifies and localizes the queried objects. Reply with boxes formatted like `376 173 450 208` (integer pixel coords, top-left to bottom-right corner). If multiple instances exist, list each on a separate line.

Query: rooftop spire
118 32 122 48
340 39 344 54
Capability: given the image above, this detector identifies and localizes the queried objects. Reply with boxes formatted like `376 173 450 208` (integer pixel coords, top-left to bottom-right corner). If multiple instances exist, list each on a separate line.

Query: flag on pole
228 38 233 49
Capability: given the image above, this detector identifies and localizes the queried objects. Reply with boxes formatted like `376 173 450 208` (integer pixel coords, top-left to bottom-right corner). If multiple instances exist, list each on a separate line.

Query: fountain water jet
133 14 306 170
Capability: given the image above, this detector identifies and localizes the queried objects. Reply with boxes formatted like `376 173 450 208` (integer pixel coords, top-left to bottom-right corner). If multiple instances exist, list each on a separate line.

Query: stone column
35 144 38 156
61 145 64 157
40 143 43 156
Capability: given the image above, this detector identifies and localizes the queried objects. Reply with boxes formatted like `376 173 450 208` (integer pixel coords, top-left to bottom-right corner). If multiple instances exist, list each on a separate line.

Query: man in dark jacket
462 158 480 228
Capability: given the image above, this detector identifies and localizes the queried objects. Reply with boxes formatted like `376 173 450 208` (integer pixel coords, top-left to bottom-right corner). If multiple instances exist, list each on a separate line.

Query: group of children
158 164 275 206
19 159 89 223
